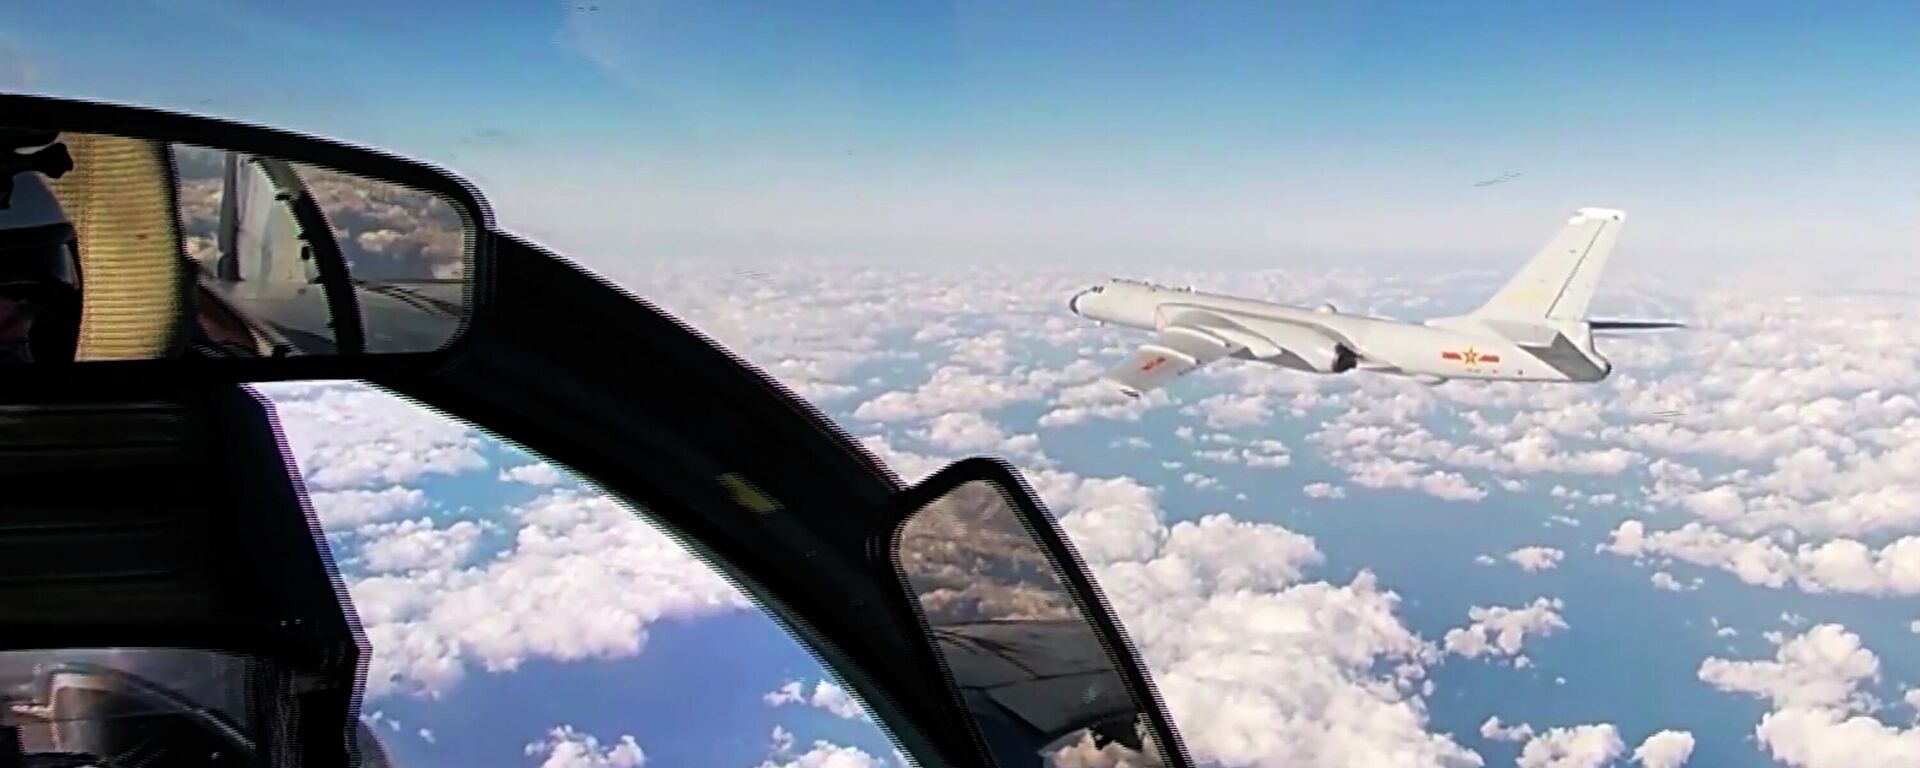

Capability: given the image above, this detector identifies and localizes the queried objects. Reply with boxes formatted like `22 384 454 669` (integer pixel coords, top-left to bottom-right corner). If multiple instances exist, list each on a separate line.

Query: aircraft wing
1104 324 1243 398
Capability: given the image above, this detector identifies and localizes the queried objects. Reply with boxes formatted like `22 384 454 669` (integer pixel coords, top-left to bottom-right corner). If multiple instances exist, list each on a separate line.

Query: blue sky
7 1 1920 267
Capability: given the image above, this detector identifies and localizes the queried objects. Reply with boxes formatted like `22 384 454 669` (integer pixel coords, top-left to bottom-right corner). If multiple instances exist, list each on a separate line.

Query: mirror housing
878 457 1191 768
0 93 493 390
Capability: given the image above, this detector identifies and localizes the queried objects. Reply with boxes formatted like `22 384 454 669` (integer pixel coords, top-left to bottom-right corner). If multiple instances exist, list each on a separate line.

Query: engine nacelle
1256 321 1359 374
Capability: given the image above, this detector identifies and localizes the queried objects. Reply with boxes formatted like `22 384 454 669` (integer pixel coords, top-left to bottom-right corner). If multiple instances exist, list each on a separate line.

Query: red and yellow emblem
1440 348 1500 366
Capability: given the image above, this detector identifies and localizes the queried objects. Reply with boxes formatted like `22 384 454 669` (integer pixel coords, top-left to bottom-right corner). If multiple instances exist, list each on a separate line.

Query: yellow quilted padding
45 133 191 361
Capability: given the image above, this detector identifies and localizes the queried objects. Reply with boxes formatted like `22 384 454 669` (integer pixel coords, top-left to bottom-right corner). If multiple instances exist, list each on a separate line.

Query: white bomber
1067 207 1682 397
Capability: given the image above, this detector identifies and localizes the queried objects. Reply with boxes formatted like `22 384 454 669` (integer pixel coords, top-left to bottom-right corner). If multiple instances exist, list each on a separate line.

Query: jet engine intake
1331 344 1358 373
1256 322 1359 374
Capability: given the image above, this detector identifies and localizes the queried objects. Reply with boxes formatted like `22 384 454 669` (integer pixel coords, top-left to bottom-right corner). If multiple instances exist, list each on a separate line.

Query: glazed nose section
1069 288 1092 316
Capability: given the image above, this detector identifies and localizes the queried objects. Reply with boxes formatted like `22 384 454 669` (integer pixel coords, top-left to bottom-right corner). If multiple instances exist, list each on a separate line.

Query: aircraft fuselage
1068 280 1611 384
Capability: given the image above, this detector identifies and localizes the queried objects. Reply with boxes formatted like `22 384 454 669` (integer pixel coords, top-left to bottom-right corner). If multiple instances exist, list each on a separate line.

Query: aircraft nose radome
1069 289 1088 316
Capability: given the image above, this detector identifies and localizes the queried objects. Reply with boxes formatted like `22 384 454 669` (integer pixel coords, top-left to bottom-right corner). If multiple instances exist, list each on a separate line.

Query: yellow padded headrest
44 133 192 362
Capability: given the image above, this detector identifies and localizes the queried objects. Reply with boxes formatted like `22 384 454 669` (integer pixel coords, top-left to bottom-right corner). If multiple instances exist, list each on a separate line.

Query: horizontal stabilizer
1590 319 1686 332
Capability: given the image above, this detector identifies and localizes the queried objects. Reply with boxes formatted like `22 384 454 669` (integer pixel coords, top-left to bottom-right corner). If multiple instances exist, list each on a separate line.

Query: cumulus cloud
764 679 871 722
1699 624 1880 711
948 331 1013 372
857 361 1104 424
1343 457 1488 502
1040 378 1171 428
310 486 427 528
1036 469 1481 768
1514 724 1623 768
1180 472 1220 491
500 462 566 486
351 490 749 699
1194 438 1292 469
1184 392 1276 429
355 518 484 574
1603 520 1920 596
1700 624 1920 767
262 383 488 490
523 725 646 768
1506 546 1565 572
1481 716 1533 742
1633 730 1695 768
756 740 886 768
1442 598 1568 662
1650 572 1691 592
1302 482 1347 499
922 411 1007 451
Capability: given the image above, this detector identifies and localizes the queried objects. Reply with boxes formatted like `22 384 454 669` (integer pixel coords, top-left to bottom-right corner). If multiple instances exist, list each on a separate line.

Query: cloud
523 725 646 768
1184 392 1276 429
1603 520 1920 596
1506 547 1565 572
1633 730 1695 768
922 411 1005 450
350 489 749 699
355 518 484 574
756 740 886 768
1649 571 1698 592
1699 624 1880 711
856 363 1100 423
1342 457 1488 502
1514 724 1623 768
1180 472 1220 491
1194 438 1293 469
310 487 427 528
1442 598 1568 662
1700 624 1920 767
1037 469 1481 768
1040 379 1171 428
855 435 949 486
1481 716 1533 742
1302 482 1347 499
501 462 566 486
262 383 488 491
764 679 871 722
948 331 1013 372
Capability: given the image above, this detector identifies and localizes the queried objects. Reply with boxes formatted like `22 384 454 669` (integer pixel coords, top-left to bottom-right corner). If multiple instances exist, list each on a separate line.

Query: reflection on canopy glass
896 480 1169 768
0 127 475 363
0 647 258 766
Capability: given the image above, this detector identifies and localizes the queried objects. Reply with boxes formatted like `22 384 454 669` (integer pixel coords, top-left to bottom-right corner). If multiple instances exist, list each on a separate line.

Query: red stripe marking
1481 355 1501 363
1440 351 1462 360
1141 356 1167 372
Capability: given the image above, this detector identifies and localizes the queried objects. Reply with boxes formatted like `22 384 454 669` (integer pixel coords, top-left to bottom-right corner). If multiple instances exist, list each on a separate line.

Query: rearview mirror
884 458 1189 768
0 95 487 377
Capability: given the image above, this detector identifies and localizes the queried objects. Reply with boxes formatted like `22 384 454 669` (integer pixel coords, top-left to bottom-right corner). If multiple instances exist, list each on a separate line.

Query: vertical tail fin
1468 207 1626 321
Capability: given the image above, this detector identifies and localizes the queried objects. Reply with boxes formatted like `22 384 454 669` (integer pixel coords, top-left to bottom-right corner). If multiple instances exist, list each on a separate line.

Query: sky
7 4 1920 767
7 1 1920 269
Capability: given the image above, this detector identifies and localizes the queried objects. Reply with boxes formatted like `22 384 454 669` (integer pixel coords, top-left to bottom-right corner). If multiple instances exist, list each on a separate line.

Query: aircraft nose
1069 288 1089 316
